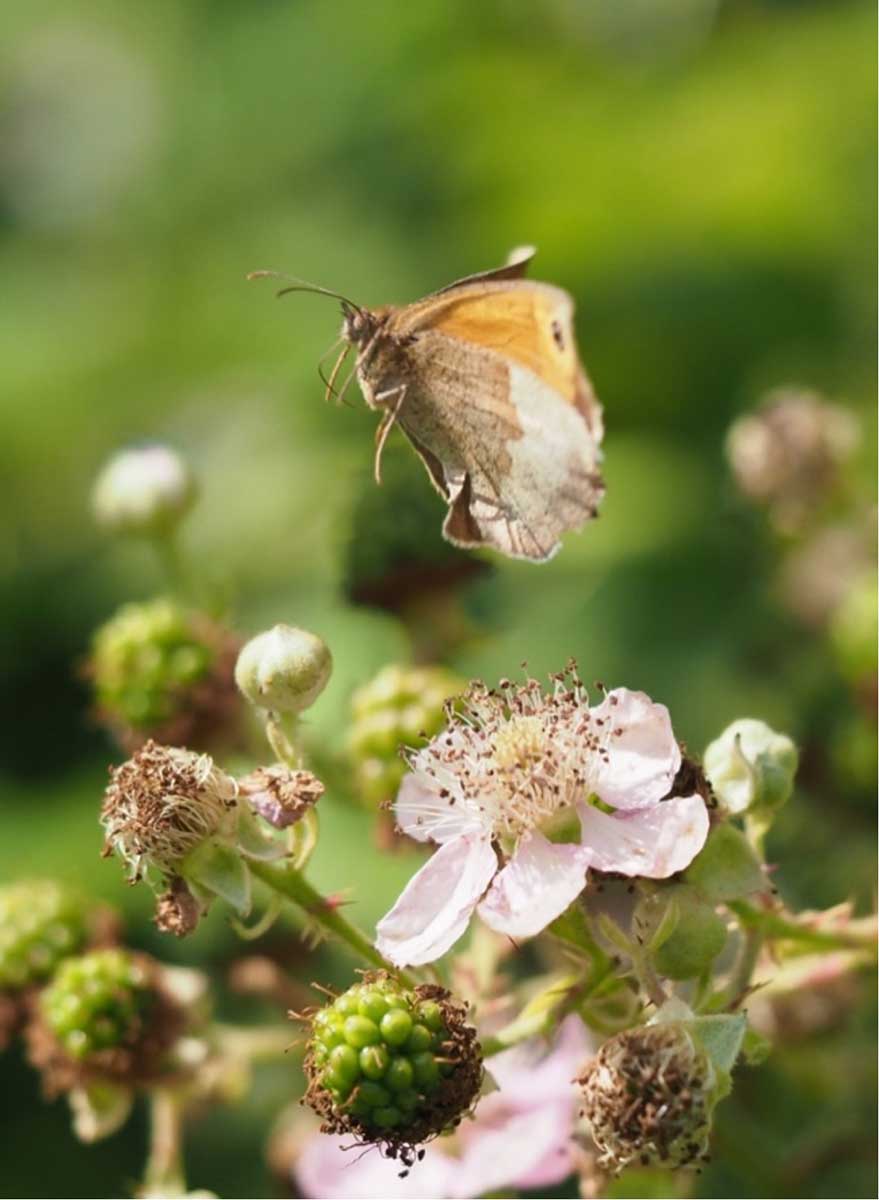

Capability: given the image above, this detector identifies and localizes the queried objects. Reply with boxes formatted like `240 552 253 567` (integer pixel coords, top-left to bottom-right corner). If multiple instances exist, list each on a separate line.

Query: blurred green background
0 0 875 1196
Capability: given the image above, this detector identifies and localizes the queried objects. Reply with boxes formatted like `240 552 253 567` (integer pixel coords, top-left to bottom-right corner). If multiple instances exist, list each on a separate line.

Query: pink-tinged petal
455 1102 576 1195
295 1131 455 1199
477 833 592 939
590 688 681 810
375 835 497 966
487 1013 593 1104
394 770 486 845
578 794 709 878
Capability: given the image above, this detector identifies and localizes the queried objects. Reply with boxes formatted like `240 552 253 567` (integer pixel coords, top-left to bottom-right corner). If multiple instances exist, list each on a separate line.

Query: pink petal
477 833 592 939
590 688 681 810
295 1131 455 1199
578 794 709 878
488 1013 593 1104
455 1102 575 1195
375 835 497 966
394 771 486 845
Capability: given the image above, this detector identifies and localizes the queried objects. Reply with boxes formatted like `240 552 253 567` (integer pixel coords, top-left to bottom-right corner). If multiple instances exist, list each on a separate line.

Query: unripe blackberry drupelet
303 973 482 1163
348 664 463 809
0 881 93 992
89 598 242 753
26 948 184 1096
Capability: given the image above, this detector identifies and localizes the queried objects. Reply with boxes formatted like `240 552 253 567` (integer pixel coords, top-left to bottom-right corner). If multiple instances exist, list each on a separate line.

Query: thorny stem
249 859 416 988
142 1087 186 1196
729 901 875 952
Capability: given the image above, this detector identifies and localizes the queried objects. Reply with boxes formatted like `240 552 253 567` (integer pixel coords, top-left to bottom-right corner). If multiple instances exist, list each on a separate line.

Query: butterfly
251 247 604 562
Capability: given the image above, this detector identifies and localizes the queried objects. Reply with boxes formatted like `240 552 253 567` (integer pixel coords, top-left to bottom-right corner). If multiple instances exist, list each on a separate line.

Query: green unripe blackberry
0 881 92 991
303 973 482 1158
348 665 463 809
40 949 154 1061
89 598 241 752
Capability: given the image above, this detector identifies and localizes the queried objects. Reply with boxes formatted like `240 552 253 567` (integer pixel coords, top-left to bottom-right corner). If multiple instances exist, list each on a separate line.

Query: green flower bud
101 741 239 881
40 948 154 1061
303 973 482 1160
704 719 798 819
92 445 195 537
684 823 766 903
89 598 241 752
235 625 332 715
0 881 93 992
579 1023 714 1172
636 886 728 982
348 665 463 808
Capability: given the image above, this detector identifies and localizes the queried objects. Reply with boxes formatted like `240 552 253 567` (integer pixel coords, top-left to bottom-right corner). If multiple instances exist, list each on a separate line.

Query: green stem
729 901 875 952
152 530 190 598
266 712 302 767
142 1087 186 1196
719 925 764 1011
250 860 416 987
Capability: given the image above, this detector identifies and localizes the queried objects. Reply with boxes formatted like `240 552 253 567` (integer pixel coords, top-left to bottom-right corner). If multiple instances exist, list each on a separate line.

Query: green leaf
684 823 765 902
741 1025 773 1065
183 839 252 915
690 1011 747 1076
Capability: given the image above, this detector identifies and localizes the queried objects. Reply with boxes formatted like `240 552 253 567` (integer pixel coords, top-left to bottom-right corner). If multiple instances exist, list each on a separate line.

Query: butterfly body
338 252 605 562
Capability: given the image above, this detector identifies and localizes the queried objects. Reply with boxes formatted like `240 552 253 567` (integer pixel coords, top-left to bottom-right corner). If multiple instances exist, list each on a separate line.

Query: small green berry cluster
348 665 462 808
40 949 154 1061
91 598 216 731
304 974 482 1151
0 881 90 991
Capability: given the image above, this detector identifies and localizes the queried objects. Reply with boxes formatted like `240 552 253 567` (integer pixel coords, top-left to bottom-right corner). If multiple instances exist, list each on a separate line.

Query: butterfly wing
386 280 604 562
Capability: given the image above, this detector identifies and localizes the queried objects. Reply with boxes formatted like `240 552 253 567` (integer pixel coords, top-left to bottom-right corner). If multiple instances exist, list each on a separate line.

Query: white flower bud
704 718 798 817
92 445 195 536
234 625 332 714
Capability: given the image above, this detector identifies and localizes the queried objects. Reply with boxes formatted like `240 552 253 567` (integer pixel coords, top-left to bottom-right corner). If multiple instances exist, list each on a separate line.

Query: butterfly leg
372 383 408 484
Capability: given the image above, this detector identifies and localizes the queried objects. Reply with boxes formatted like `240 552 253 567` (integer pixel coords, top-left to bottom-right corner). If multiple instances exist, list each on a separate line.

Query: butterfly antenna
246 270 363 312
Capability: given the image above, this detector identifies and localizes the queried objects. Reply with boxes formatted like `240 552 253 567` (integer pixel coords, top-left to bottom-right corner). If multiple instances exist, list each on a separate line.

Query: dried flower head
237 765 324 829
376 666 708 966
726 387 858 533
579 1023 713 1172
303 972 482 1169
101 741 238 880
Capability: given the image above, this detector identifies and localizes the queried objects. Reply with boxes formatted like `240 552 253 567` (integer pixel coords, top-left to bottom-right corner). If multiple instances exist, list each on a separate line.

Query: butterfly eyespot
551 319 565 350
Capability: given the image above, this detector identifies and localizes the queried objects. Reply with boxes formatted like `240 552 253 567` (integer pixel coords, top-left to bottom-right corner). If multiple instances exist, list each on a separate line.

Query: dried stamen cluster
101 741 238 880
578 1023 713 1172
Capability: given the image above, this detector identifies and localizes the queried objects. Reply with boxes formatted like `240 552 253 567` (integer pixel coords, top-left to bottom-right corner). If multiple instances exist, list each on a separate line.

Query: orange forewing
390 284 583 405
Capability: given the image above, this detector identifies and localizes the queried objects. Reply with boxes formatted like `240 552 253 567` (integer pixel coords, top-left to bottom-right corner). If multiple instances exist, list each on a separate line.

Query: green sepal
183 839 252 915
741 1025 772 1065
68 1082 133 1143
689 1011 747 1102
684 823 765 902
236 807 288 861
